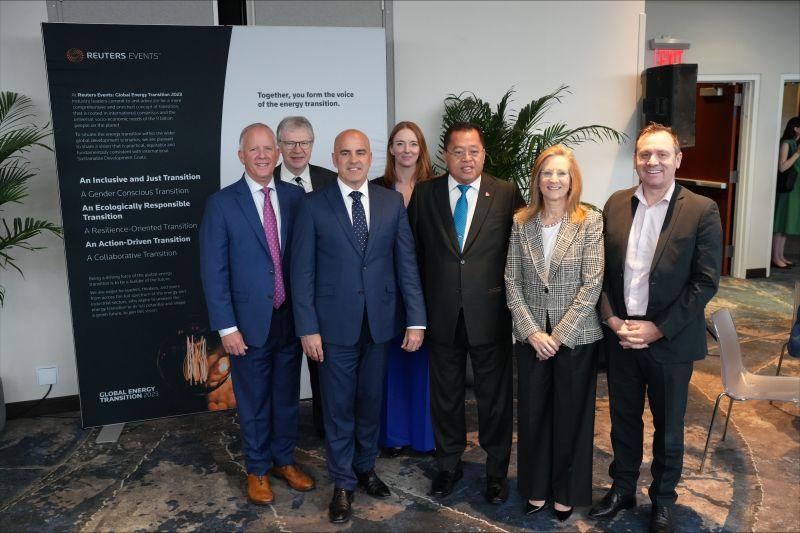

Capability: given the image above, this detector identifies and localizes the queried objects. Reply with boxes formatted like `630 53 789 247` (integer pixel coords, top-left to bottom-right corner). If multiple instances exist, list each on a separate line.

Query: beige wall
393 0 645 206
0 1 75 404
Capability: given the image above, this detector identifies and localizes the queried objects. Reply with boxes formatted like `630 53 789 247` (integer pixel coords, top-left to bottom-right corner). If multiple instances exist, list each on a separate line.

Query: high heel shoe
772 261 792 269
524 500 547 515
553 505 573 522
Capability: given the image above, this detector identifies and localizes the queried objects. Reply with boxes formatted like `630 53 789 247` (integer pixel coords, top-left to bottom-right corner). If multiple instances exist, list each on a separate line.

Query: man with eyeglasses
275 116 337 194
407 122 525 503
274 116 337 439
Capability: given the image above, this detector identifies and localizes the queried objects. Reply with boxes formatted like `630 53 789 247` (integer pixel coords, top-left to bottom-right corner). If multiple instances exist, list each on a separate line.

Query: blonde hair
517 144 586 224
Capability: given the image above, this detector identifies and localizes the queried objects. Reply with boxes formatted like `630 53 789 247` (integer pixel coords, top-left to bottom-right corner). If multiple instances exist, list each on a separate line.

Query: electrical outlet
36 366 58 386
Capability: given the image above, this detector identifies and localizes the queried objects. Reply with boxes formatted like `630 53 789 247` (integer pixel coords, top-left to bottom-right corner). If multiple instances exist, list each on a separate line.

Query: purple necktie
262 187 285 309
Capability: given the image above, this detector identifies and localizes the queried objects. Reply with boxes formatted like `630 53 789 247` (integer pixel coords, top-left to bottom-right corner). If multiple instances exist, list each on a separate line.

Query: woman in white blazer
505 145 604 521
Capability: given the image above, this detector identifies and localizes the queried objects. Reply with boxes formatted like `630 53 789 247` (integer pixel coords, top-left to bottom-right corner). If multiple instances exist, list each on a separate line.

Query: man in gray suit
273 116 337 438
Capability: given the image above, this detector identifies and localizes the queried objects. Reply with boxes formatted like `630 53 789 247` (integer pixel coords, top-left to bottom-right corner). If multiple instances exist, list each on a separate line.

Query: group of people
199 115 723 533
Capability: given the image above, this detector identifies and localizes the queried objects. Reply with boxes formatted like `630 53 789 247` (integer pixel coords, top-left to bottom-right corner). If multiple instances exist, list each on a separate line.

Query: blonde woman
505 145 603 521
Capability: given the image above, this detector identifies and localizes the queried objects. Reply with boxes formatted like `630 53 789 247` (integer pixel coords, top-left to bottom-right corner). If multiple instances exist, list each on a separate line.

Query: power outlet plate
36 366 58 386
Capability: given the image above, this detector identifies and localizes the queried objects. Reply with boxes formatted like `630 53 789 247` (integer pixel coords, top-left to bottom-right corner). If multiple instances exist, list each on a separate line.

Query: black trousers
428 310 513 478
606 338 693 505
517 341 597 506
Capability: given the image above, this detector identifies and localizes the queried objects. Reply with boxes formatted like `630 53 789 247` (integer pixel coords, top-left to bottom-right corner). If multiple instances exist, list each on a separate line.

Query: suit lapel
309 165 325 192
234 176 270 256
433 177 460 254
523 217 549 285
274 180 290 258
547 218 580 282
612 190 638 276
364 183 384 259
462 176 496 253
324 183 363 256
649 184 685 274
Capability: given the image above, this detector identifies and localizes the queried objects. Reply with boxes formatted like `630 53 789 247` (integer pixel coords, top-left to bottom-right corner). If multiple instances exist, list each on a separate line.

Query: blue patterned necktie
453 184 470 251
349 190 368 253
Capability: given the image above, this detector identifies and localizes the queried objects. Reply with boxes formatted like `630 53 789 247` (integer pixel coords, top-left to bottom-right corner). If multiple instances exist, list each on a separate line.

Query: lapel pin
485 191 491 197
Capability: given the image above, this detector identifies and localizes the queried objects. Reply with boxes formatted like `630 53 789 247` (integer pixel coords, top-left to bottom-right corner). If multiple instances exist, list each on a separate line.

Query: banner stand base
96 423 125 444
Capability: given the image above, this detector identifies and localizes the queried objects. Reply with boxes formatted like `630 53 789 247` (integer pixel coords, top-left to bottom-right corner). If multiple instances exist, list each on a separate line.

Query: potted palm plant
437 85 627 200
0 91 63 432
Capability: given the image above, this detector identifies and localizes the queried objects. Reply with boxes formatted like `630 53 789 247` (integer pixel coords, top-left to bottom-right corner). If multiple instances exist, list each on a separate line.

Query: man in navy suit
200 123 314 506
291 129 427 524
273 115 337 439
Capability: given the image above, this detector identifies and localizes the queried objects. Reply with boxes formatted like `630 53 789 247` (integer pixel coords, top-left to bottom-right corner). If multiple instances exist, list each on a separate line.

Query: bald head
332 129 372 189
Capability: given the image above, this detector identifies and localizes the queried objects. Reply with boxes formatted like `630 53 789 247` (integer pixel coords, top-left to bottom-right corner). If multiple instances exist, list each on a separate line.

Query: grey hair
238 123 274 149
276 116 314 142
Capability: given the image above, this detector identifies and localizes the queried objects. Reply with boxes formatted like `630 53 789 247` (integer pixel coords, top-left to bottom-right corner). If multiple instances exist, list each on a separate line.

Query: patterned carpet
1 275 798 532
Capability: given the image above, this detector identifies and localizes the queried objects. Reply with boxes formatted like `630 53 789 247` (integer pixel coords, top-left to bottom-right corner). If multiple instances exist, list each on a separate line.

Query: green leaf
0 91 61 306
437 85 629 201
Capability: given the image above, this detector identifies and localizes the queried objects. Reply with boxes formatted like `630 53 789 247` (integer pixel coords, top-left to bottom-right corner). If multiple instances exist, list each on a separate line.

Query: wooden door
677 82 742 275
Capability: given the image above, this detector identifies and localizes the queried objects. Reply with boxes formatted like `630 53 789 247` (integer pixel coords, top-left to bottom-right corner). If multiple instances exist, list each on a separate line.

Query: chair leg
721 396 735 442
776 343 787 377
700 392 726 473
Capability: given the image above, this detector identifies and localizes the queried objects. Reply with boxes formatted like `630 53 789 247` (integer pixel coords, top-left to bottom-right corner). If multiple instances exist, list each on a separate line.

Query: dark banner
43 23 233 427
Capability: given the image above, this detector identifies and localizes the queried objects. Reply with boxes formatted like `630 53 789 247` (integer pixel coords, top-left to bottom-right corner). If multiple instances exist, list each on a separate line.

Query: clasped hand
610 317 663 349
527 331 561 361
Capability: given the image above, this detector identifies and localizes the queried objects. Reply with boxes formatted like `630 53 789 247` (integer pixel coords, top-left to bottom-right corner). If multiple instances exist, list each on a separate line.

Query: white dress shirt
280 164 312 193
623 182 675 317
337 178 424 330
541 219 562 279
337 178 370 229
219 173 283 337
448 174 481 246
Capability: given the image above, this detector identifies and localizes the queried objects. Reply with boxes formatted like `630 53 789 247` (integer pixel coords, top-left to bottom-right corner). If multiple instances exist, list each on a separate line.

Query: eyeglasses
280 140 313 150
447 148 483 159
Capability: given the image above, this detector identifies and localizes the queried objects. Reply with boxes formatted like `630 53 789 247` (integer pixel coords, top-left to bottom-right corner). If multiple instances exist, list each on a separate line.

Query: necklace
540 212 564 228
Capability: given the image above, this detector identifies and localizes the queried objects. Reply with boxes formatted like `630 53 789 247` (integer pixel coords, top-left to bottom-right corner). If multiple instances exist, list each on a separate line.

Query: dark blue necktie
350 191 368 253
453 184 470 251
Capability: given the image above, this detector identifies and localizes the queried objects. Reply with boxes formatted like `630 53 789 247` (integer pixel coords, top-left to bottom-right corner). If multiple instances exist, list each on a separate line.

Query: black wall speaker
643 64 698 147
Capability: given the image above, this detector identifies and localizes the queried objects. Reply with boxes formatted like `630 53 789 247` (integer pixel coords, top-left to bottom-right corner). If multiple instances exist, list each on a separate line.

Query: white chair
699 308 800 472
775 280 800 376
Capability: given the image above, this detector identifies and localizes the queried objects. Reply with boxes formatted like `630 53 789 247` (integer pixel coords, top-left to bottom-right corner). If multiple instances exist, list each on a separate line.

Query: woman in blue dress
372 121 435 456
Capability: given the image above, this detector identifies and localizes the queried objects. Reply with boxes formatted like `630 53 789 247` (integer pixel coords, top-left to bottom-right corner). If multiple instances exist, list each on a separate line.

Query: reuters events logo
64 48 161 62
66 48 84 63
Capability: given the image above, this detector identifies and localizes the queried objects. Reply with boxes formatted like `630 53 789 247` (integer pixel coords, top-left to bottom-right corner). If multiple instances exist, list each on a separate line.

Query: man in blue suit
200 123 314 506
291 129 427 524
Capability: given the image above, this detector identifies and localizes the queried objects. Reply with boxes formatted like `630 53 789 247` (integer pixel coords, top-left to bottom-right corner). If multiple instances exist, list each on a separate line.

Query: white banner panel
220 26 388 187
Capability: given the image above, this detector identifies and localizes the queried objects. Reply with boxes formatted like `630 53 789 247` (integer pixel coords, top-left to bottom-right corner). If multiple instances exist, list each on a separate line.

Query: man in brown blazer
589 124 722 533
407 122 525 503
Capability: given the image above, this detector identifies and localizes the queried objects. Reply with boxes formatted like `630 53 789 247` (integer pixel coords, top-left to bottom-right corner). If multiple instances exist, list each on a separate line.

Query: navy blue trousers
229 305 302 475
318 315 389 490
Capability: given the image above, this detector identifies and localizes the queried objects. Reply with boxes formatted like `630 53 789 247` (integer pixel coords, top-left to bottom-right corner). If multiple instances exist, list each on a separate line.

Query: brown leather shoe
247 474 274 505
270 464 316 491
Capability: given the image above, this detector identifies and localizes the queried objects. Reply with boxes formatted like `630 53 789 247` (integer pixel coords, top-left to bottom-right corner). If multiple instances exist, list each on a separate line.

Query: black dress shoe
649 504 675 533
524 500 548 515
356 469 390 498
380 446 404 458
554 506 573 522
429 468 463 497
485 476 509 504
588 488 636 519
328 488 354 524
